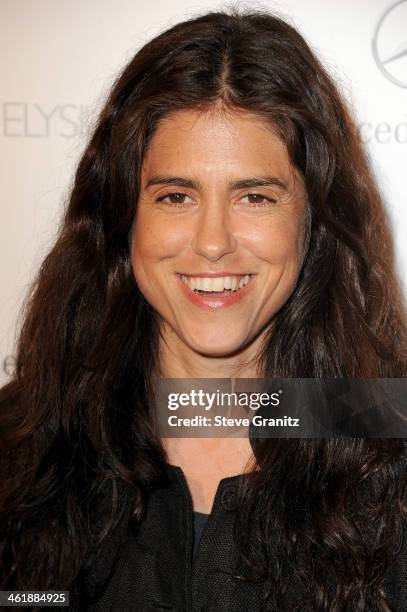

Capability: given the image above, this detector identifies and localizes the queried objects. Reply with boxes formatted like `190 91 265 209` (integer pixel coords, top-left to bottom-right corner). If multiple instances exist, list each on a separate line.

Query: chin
184 333 250 359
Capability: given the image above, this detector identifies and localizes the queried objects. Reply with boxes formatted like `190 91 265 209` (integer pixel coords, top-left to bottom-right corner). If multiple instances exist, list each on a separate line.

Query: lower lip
175 274 256 310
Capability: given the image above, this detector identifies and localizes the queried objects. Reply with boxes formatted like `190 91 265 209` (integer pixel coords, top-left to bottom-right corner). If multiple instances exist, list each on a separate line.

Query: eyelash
155 192 278 208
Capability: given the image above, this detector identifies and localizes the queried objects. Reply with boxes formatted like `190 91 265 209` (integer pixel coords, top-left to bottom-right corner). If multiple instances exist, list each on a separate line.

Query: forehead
141 107 297 183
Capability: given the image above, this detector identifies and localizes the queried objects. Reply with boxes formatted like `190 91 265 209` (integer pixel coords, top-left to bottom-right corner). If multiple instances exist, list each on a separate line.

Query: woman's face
131 106 308 359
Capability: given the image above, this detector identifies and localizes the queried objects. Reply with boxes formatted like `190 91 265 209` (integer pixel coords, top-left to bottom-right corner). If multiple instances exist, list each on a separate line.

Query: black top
193 511 209 559
74 462 407 611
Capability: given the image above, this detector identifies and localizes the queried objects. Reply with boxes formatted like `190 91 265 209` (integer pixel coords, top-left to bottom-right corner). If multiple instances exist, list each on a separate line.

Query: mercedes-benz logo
372 0 407 88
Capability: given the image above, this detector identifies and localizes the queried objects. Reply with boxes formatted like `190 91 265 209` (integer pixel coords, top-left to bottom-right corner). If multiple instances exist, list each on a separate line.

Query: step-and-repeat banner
1 0 406 385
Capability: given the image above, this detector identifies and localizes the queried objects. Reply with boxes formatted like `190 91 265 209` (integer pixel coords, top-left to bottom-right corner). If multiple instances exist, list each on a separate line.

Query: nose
191 199 237 262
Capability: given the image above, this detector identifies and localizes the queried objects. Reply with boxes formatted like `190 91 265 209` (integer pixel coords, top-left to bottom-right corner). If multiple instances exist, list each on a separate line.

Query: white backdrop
1 0 406 385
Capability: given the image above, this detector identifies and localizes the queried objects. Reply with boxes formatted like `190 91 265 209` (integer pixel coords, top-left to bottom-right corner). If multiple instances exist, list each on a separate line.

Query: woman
1 6 407 611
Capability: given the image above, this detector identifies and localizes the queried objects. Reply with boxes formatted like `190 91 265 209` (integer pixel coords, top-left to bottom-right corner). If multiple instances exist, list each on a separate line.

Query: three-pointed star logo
372 0 407 88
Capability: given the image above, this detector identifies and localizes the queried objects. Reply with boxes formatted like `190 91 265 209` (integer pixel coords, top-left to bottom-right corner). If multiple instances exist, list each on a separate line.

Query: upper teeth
180 274 251 292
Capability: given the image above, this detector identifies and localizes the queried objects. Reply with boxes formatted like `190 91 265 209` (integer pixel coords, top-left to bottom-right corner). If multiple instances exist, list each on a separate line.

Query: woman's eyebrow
229 176 289 191
145 175 189 189
144 175 289 191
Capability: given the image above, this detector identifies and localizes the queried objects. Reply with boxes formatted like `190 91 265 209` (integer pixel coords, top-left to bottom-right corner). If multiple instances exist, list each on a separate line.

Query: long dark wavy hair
1 6 407 611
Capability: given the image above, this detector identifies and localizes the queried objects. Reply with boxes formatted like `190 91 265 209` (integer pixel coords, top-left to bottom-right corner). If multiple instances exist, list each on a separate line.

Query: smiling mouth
176 273 254 295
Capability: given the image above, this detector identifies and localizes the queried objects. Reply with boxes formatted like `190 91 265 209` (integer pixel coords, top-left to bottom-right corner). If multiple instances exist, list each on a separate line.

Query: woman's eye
240 193 277 207
155 191 277 208
156 192 193 206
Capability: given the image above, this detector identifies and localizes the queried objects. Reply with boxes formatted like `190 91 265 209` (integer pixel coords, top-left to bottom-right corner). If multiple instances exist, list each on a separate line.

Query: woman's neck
162 436 256 513
156 325 264 511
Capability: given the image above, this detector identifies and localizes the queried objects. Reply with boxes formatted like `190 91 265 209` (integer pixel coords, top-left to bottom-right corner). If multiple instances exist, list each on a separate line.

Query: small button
220 485 238 511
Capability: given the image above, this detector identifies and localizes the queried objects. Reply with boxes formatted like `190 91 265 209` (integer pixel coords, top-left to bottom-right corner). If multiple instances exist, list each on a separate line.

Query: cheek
130 214 189 301
247 216 305 265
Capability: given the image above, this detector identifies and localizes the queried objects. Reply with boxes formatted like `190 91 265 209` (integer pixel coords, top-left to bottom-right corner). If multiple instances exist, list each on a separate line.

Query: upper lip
176 272 254 278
